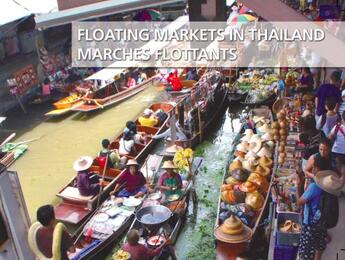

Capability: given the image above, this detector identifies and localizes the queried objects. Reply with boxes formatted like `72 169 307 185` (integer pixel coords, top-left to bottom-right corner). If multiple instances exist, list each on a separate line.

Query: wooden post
15 93 27 114
198 107 203 143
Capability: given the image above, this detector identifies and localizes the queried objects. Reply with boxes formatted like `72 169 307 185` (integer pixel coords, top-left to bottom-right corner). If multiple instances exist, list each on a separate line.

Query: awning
0 0 31 26
85 68 125 81
35 0 185 29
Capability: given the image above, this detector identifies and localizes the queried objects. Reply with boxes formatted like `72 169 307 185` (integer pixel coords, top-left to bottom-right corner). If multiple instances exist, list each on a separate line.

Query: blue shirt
315 84 342 116
302 183 323 225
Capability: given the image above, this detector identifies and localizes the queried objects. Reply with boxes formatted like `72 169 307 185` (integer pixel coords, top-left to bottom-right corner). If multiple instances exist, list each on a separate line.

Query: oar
96 155 108 208
3 136 42 151
0 133 16 149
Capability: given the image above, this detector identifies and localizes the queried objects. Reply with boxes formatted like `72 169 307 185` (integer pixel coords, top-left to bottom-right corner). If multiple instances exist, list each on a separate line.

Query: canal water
5 86 245 259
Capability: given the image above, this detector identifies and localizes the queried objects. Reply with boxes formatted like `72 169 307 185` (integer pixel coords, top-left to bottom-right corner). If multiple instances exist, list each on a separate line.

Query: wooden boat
115 157 203 260
54 103 174 225
214 107 276 259
166 80 197 97
0 134 28 168
45 94 84 117
175 70 228 149
69 154 164 260
71 77 156 113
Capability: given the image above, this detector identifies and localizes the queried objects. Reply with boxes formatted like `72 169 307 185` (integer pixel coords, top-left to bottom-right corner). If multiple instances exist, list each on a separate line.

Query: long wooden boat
166 80 197 97
69 154 164 260
214 107 276 259
71 77 156 113
0 134 28 168
175 70 228 148
45 94 84 117
54 103 174 225
115 157 203 260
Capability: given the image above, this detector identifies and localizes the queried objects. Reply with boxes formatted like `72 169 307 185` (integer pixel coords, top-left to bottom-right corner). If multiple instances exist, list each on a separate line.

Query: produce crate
276 212 302 246
273 236 298 260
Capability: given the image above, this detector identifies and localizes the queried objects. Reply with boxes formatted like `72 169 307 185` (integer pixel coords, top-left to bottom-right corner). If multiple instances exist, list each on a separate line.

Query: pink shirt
127 78 136 88
122 243 161 260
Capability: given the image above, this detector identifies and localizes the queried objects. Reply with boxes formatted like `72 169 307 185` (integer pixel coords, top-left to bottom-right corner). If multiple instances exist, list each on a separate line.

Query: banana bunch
173 148 194 172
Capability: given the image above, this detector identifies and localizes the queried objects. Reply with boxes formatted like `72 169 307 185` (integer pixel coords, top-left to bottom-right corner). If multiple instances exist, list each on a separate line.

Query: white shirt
330 124 345 154
119 138 134 155
316 114 339 137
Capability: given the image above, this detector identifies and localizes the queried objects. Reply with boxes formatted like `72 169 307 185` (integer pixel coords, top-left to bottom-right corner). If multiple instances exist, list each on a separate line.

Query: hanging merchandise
11 65 39 94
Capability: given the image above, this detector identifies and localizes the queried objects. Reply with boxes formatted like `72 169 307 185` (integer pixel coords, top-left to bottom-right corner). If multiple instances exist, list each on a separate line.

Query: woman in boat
74 156 102 196
35 205 75 260
125 121 148 145
152 120 187 142
127 74 136 88
110 159 147 198
119 131 137 156
98 139 127 169
158 161 183 199
138 109 159 127
122 229 176 260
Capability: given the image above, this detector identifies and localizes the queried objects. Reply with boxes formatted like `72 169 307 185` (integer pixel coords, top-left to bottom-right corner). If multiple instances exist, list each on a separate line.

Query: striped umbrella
227 13 257 28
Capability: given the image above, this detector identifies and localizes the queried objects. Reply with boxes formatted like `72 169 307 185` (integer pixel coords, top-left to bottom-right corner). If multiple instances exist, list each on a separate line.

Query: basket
276 212 302 246
272 98 289 114
273 236 298 260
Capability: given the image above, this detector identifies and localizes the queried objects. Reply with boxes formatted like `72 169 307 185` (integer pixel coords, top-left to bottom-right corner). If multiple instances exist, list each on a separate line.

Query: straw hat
241 134 252 142
258 124 272 134
245 150 258 160
254 165 271 177
239 181 258 193
243 129 254 137
315 170 344 196
257 146 272 158
231 168 250 182
214 216 252 243
248 138 262 154
236 143 248 154
229 159 243 172
258 156 273 168
261 132 273 141
162 160 176 169
127 159 139 166
226 176 241 185
266 141 275 149
245 191 264 211
166 144 183 154
73 156 93 172
248 173 269 192
242 159 258 172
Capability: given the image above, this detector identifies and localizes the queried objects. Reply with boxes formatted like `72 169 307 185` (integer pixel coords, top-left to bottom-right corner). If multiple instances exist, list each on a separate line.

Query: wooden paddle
0 133 16 149
96 154 108 208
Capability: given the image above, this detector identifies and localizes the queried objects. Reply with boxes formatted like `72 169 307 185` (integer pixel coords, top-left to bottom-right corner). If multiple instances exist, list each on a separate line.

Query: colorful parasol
227 13 257 28
133 9 161 21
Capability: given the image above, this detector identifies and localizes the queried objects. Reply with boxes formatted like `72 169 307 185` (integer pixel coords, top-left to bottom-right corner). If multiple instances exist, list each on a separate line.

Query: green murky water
9 87 163 220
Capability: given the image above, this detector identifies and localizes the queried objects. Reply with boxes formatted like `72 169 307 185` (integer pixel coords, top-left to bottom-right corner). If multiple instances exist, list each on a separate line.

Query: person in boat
127 74 136 88
98 139 127 169
166 73 183 92
186 68 198 81
138 109 159 127
154 109 168 127
78 86 104 108
137 69 147 83
125 121 148 145
122 229 176 260
158 161 183 199
74 156 102 196
119 131 137 156
152 120 187 141
35 205 75 260
110 159 147 197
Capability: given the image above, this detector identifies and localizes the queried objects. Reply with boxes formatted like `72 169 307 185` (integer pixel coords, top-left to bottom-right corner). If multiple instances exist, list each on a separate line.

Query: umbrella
227 13 256 28
147 9 162 20
133 9 161 21
239 5 252 14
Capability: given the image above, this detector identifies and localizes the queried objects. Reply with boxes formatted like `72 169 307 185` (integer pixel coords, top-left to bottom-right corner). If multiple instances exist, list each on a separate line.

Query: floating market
0 1 345 260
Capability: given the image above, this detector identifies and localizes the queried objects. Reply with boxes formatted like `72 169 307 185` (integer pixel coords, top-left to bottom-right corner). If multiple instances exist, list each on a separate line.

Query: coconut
278 156 285 164
272 121 280 130
279 128 287 136
279 121 287 129
278 146 285 153
273 135 280 141
273 129 279 136
279 152 286 159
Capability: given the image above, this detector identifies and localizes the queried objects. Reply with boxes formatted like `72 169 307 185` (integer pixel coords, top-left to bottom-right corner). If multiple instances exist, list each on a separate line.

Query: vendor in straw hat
295 156 345 260
110 159 147 198
74 156 102 196
158 161 183 198
138 108 159 127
